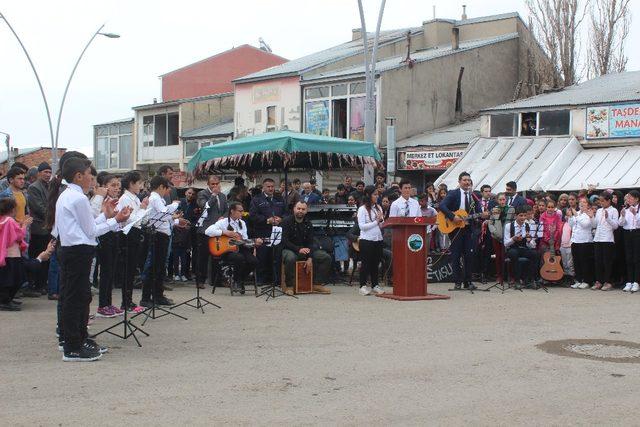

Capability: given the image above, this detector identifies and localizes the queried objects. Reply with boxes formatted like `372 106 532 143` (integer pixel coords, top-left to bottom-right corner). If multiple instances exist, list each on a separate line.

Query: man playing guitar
439 172 488 290
205 202 262 293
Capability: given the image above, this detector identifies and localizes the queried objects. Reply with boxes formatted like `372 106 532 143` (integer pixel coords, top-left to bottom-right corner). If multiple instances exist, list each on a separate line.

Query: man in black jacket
27 162 52 295
281 201 332 294
249 178 287 285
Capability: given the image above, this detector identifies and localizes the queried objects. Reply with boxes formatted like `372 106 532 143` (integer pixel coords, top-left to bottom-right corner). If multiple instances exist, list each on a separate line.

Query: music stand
93 230 148 346
134 211 188 325
171 269 221 313
256 230 297 301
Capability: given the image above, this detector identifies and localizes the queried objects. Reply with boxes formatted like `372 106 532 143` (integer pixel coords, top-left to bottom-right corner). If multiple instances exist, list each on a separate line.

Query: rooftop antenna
462 5 468 20
258 37 272 52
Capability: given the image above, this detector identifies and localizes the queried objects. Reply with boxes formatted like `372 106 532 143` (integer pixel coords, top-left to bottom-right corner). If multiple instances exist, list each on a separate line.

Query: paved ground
1 281 639 426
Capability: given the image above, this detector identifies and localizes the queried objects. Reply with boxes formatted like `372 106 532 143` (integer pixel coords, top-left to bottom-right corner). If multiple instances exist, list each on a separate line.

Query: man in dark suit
505 181 527 208
439 172 488 290
194 175 228 288
249 178 287 284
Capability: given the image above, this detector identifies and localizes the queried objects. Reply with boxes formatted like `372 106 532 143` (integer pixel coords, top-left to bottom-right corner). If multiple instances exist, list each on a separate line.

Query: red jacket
539 210 563 250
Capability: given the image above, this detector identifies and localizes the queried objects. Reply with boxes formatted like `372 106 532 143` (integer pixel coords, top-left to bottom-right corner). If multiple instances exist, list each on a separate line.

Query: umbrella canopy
187 130 382 176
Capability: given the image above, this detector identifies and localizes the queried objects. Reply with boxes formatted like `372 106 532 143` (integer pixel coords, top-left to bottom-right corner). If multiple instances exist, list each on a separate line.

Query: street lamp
0 13 119 172
53 25 120 171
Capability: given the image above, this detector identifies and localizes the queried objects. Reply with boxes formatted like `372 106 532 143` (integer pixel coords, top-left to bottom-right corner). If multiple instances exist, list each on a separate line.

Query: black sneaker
84 338 108 354
58 341 65 351
21 289 41 298
0 303 20 311
155 297 174 306
62 347 102 362
139 300 153 308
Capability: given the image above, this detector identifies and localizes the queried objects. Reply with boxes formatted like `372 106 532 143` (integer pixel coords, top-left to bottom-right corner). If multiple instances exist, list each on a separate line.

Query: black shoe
454 283 462 290
62 347 102 362
465 282 477 290
84 338 108 354
155 297 174 306
21 289 41 298
139 300 153 308
0 303 20 311
58 341 65 351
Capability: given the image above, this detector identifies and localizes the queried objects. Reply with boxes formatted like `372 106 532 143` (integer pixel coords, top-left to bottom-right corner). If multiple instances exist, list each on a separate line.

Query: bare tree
587 0 631 77
526 0 589 87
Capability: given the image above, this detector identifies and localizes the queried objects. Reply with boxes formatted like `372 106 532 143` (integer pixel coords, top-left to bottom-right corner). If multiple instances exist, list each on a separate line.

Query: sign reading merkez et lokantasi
586 103 640 139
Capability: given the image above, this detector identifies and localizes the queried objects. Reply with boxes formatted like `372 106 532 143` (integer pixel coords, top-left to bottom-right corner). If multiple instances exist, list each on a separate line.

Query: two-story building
436 71 640 192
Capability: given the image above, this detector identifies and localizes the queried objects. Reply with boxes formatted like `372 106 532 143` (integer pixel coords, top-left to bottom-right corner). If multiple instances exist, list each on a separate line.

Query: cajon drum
295 261 313 294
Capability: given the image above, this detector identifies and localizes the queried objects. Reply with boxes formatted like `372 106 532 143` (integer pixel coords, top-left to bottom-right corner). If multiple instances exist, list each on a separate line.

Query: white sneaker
372 285 385 295
578 282 590 289
173 275 180 282
571 281 581 289
180 275 188 282
631 283 640 293
359 285 372 296
623 282 632 292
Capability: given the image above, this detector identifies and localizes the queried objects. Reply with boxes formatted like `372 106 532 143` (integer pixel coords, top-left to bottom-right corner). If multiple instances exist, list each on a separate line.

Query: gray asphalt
1 282 639 426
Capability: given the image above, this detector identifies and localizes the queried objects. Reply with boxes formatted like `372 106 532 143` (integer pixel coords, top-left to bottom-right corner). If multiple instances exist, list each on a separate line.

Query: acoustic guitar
208 236 269 257
539 224 564 282
436 209 485 235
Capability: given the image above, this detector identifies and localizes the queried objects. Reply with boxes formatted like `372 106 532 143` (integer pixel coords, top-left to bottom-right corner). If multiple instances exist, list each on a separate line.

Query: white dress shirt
569 212 594 243
117 190 147 229
594 206 619 242
146 191 179 236
54 183 119 247
390 196 421 217
204 217 248 239
618 205 640 230
90 194 104 218
357 205 383 241
503 221 537 249
458 188 471 211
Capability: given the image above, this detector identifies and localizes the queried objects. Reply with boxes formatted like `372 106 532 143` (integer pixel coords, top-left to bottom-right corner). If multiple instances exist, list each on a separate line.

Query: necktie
464 191 469 212
508 196 513 206
404 201 409 217
213 194 219 211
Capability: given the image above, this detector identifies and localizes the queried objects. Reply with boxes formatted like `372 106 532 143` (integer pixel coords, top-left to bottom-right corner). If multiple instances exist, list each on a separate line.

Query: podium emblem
407 234 424 252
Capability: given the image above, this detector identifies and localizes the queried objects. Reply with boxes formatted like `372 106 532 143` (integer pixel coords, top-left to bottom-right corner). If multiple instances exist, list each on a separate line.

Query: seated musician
503 205 540 290
281 201 332 295
204 202 261 293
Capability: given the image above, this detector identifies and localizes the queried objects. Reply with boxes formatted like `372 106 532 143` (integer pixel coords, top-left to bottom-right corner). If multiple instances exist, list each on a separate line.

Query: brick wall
0 148 66 175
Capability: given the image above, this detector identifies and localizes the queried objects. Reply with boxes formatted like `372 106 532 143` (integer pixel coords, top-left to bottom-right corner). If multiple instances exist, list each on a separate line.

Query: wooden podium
377 216 449 301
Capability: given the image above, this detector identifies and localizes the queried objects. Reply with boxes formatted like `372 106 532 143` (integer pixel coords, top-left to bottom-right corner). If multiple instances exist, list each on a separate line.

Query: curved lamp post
0 13 119 172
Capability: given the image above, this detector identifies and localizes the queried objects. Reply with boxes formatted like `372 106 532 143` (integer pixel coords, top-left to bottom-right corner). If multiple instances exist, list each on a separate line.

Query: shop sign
397 150 464 170
586 103 640 139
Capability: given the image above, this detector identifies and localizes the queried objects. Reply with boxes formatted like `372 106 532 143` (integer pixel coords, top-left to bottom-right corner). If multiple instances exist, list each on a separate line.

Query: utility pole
357 0 386 185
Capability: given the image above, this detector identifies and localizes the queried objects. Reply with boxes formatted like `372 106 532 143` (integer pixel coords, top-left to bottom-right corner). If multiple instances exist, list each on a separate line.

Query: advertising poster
305 101 329 136
586 103 640 139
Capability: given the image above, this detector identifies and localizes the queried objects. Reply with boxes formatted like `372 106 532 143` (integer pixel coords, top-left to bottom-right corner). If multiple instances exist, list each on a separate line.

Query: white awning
435 136 581 192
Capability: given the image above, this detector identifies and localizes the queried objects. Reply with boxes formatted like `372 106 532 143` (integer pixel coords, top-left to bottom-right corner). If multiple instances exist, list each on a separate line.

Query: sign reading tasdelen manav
586 103 640 139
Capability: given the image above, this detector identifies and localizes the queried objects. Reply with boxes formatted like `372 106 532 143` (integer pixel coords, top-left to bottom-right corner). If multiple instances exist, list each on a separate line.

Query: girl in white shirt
357 186 385 296
618 190 640 292
592 192 619 291
568 198 595 289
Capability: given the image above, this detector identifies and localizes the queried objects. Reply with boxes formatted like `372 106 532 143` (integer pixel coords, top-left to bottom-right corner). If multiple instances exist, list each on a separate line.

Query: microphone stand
256 230 298 301
133 213 187 325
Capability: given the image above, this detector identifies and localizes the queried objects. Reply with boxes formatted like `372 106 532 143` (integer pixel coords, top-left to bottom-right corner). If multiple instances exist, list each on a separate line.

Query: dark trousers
0 257 24 303
594 241 615 284
506 245 539 282
97 232 117 308
623 230 640 283
359 239 383 288
571 242 594 284
59 245 95 352
449 227 474 284
121 228 142 308
222 247 258 281
255 243 282 285
195 233 219 285
492 240 505 282
475 231 493 276
28 233 50 291
172 247 188 277
143 232 169 301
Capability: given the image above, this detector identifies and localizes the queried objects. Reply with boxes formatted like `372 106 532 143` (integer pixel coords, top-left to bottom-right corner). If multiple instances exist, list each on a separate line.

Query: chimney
153 97 157 104
451 27 460 50
461 5 467 20
352 28 362 41
423 19 454 49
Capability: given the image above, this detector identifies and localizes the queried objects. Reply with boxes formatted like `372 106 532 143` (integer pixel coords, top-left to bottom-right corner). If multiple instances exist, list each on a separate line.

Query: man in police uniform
249 178 287 285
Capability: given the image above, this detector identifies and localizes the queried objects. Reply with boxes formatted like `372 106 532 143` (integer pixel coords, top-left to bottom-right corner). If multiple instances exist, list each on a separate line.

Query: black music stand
256 230 297 301
134 213 187 325
93 230 148 346
171 269 221 313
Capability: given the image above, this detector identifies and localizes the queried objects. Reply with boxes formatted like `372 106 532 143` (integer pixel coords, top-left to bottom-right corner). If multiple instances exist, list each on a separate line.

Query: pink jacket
539 210 563 250
0 216 27 267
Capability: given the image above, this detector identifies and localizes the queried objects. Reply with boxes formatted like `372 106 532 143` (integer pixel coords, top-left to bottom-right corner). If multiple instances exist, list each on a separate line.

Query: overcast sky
1 0 638 157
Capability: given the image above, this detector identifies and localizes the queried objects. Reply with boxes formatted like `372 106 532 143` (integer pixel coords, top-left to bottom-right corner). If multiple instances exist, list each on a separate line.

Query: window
119 122 132 134
184 140 199 157
168 114 179 145
119 135 132 169
520 112 537 136
109 124 118 135
332 84 348 96
305 101 330 135
538 110 570 135
96 126 108 136
96 137 108 169
332 99 347 138
143 116 154 147
109 137 119 168
350 82 366 94
305 86 329 99
267 106 276 127
254 110 262 123
350 97 366 140
489 113 517 137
